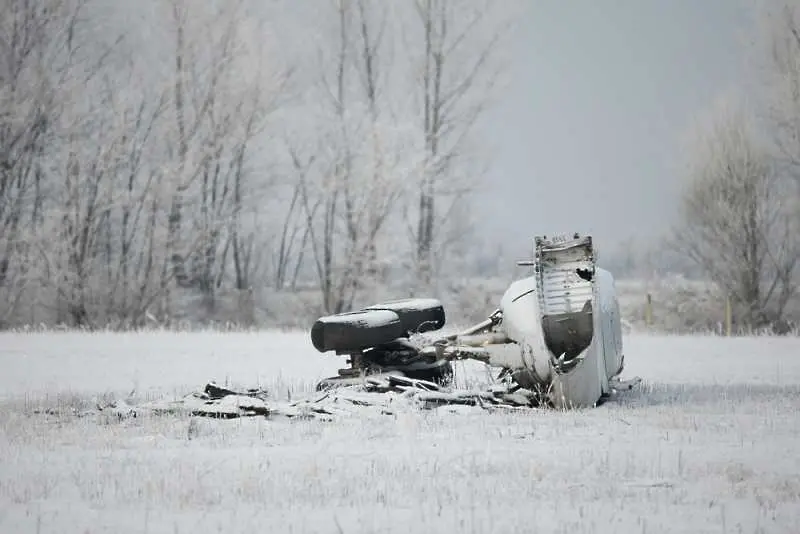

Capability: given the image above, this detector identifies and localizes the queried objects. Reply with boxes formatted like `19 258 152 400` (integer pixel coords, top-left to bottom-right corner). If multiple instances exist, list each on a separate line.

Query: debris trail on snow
32 374 554 423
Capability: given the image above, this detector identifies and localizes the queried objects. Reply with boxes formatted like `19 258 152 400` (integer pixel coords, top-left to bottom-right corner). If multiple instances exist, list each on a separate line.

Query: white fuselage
469 266 624 409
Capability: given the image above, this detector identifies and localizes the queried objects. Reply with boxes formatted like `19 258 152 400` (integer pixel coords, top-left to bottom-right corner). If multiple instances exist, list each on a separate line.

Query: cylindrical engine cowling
310 309 404 353
363 298 446 334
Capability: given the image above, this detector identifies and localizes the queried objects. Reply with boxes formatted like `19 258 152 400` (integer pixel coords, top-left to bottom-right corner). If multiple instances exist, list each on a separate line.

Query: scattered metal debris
29 374 641 423
91 378 542 421
129 382 271 419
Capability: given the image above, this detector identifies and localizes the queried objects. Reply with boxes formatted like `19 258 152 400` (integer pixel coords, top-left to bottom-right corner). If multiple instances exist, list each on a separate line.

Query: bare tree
402 0 511 287
280 0 513 312
158 0 285 318
670 98 799 330
0 0 118 326
0 0 291 329
164 0 236 290
46 74 178 328
289 0 417 314
0 0 512 329
759 1 800 188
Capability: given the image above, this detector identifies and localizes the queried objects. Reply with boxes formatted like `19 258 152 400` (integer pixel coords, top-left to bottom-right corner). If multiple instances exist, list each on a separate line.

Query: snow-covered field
1 331 799 533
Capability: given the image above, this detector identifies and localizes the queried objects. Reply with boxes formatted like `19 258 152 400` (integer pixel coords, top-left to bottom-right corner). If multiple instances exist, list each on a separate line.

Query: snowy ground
1 331 799 534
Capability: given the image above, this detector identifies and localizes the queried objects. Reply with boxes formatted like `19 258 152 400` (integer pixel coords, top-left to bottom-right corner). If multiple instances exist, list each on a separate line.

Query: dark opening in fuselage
541 299 594 361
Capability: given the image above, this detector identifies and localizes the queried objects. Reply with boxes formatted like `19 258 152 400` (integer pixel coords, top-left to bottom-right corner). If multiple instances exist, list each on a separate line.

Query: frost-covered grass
1 332 799 533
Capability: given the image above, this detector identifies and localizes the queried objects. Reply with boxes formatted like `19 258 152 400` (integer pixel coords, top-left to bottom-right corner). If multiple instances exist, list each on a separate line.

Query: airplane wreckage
310 233 639 411
82 234 641 421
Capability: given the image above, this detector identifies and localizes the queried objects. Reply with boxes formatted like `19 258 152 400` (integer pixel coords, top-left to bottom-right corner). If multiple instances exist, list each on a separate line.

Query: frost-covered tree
0 0 515 329
283 0 426 314
401 0 513 288
159 0 285 310
0 0 291 328
0 0 121 326
759 0 800 190
670 98 799 330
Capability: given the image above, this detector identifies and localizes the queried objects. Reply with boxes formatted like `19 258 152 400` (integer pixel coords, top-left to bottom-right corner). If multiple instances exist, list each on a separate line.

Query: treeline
0 0 512 329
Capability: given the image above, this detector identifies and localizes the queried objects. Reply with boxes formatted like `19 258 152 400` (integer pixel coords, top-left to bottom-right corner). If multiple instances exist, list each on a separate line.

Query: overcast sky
477 0 758 257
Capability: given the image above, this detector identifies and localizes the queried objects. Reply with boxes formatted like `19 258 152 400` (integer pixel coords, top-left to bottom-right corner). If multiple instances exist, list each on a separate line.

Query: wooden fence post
725 294 732 336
